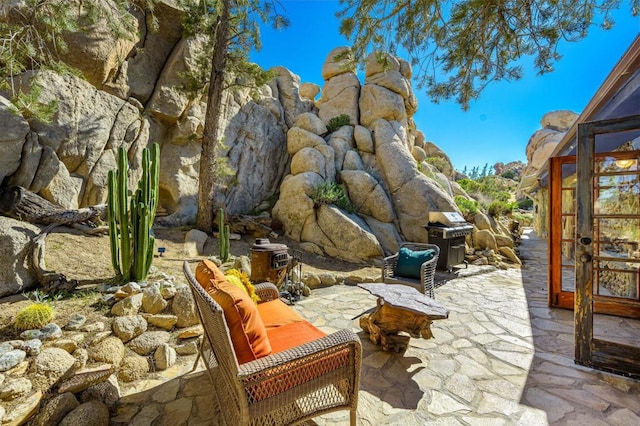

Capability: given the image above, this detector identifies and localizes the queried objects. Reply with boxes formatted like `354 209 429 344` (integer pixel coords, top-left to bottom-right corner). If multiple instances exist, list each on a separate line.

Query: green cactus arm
129 195 139 280
223 224 230 262
141 147 150 207
117 147 131 282
150 143 160 218
107 170 121 277
144 234 155 279
135 202 150 281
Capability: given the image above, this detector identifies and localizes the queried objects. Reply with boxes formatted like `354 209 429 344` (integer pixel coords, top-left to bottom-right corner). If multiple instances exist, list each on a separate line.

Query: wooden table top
358 283 450 319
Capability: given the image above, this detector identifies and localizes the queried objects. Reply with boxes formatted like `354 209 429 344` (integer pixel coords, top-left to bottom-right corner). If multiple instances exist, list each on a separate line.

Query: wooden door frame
549 153 640 317
575 115 640 378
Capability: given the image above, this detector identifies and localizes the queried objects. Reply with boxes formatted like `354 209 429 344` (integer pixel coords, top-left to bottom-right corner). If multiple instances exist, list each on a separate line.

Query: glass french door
574 115 640 378
549 151 640 318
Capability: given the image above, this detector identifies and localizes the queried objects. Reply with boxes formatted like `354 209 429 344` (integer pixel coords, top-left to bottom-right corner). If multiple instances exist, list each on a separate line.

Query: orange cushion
195 259 227 291
196 260 272 364
257 299 306 330
266 321 327 354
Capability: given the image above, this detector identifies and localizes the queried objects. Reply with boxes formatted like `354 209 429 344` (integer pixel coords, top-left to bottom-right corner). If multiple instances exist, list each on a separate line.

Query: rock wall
1 2 516 266
0 1 290 226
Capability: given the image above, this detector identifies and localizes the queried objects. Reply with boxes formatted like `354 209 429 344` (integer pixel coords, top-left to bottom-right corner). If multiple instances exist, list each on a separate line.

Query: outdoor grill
424 211 473 272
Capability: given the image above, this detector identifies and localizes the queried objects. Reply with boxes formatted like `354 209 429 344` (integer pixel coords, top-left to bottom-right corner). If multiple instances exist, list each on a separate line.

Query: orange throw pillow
195 259 228 291
195 260 272 364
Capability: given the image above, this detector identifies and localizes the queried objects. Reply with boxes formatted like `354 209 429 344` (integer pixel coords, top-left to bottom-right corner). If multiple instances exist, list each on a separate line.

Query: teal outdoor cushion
395 247 436 279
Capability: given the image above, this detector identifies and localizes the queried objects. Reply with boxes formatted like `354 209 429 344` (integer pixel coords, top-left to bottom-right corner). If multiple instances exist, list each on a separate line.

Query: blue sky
250 1 639 172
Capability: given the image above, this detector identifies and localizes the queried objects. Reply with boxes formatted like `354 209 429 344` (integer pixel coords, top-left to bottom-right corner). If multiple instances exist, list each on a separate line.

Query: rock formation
1 1 520 270
522 110 578 178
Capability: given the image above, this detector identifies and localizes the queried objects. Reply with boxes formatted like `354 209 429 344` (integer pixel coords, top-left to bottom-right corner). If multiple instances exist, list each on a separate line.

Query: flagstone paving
114 229 640 425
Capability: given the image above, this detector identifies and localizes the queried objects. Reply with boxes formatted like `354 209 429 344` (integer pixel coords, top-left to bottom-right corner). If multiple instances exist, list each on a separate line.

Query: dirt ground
0 225 381 334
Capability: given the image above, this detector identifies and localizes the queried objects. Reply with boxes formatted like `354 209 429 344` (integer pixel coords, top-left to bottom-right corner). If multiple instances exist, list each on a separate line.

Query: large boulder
321 46 354 80
54 0 138 92
272 172 323 240
317 73 360 126
287 127 328 155
540 110 578 131
221 99 289 215
59 400 109 426
293 112 327 135
304 205 383 263
359 84 407 128
365 54 417 116
341 170 395 223
7 71 147 209
0 97 30 184
148 35 208 123
0 217 41 298
125 0 185 103
270 67 314 128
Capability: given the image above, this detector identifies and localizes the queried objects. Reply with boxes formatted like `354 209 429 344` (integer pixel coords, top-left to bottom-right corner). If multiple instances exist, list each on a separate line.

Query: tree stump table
357 283 450 352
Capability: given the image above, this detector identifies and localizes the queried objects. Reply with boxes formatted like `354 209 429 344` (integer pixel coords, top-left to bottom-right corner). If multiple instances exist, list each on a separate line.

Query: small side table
357 283 450 352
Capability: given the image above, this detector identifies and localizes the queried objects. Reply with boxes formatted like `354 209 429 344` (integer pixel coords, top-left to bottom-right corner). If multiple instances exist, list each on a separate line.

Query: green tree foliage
0 0 147 119
181 0 288 233
337 1 635 109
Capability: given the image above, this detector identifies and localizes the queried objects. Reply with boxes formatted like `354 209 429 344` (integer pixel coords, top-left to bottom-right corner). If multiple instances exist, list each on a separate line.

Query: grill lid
428 211 467 227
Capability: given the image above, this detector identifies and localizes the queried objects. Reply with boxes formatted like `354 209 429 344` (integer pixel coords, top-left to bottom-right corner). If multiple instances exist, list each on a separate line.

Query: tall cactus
107 143 160 282
218 208 230 262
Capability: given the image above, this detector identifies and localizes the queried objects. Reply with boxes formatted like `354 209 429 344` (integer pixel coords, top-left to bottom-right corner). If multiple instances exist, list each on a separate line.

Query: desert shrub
517 197 533 210
512 211 534 226
425 157 449 173
14 303 55 331
501 170 516 180
311 182 355 213
457 175 519 218
326 114 351 133
488 200 517 217
455 196 480 219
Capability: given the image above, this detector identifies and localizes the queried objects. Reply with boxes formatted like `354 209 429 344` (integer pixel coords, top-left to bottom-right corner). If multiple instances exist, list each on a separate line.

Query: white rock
184 229 208 256
171 288 199 328
141 285 167 315
111 293 143 316
0 350 26 372
112 315 147 342
154 343 177 370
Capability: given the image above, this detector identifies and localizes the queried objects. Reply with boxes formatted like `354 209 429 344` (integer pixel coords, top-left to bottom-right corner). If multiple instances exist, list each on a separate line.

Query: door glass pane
596 218 640 254
561 265 575 292
595 264 639 299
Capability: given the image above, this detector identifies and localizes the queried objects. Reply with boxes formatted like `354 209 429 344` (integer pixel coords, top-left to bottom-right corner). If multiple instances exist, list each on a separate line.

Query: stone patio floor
115 229 640 425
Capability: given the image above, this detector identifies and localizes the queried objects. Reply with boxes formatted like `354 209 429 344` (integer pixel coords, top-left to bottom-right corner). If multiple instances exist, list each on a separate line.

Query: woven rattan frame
183 261 362 425
382 243 440 298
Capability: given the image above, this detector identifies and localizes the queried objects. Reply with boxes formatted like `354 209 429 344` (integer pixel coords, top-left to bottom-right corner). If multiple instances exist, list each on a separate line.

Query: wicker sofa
382 243 440 298
183 260 362 426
